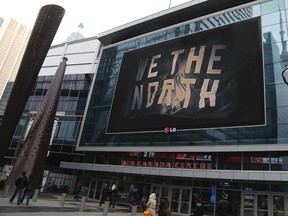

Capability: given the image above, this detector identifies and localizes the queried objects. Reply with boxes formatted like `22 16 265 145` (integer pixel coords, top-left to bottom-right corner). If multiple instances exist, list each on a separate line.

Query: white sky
0 0 192 45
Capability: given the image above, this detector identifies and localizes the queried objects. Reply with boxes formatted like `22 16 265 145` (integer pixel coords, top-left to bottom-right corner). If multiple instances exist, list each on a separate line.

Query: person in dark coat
128 185 140 211
74 183 82 201
158 192 170 216
109 183 118 208
194 198 204 216
21 175 35 205
99 183 109 206
141 193 148 211
9 171 28 205
217 194 231 216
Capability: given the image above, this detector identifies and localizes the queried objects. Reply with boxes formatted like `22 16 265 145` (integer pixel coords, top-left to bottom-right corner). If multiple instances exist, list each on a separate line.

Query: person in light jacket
146 193 157 216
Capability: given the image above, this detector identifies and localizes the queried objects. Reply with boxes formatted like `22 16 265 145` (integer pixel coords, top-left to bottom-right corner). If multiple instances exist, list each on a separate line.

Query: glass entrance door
171 188 191 215
243 192 255 216
242 192 288 216
151 185 170 212
273 195 285 216
243 192 268 216
257 194 268 216
88 179 116 200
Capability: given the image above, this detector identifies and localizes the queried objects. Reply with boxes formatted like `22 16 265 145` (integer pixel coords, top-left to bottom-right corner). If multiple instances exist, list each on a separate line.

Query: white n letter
131 85 143 110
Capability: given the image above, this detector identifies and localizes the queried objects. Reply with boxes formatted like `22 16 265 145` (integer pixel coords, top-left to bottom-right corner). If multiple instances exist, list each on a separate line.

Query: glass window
270 151 288 170
13 118 26 138
95 152 109 164
193 180 214 188
271 183 288 192
261 0 285 15
217 181 241 190
192 187 215 216
243 182 270 191
218 152 242 170
263 23 288 43
262 10 286 27
108 152 123 165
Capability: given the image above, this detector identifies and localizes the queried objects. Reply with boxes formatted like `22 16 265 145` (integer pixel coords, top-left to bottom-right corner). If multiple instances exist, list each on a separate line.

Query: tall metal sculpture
6 57 68 190
0 5 65 164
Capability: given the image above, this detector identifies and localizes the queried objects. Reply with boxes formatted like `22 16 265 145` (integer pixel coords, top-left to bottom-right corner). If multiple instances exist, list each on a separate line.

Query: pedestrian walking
99 183 109 206
146 193 157 216
158 192 170 216
128 184 140 211
141 193 148 211
74 183 82 201
9 171 28 205
217 194 231 216
109 183 118 208
194 198 204 216
21 175 35 205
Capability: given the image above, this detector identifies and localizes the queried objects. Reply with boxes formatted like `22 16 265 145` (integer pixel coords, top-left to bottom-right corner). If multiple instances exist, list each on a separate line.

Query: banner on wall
106 18 265 134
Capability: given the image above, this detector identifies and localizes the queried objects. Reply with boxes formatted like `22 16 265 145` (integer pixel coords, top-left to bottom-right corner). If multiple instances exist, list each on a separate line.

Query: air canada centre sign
106 18 265 134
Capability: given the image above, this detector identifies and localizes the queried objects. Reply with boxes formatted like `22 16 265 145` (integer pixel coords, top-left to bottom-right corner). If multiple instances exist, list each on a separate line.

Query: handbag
144 210 151 216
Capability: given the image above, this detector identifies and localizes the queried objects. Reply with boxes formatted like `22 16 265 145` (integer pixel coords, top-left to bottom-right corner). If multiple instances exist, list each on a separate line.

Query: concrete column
79 196 86 211
3 185 10 198
131 205 137 216
32 189 40 202
60 193 66 207
102 201 109 216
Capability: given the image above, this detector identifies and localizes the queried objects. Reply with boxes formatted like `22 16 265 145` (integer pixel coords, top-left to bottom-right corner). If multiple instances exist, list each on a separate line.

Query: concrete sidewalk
0 191 144 216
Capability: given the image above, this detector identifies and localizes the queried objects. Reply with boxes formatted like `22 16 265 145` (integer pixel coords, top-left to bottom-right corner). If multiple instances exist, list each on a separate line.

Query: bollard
79 196 86 212
32 189 40 202
60 193 66 207
131 205 137 216
102 201 109 216
3 185 10 198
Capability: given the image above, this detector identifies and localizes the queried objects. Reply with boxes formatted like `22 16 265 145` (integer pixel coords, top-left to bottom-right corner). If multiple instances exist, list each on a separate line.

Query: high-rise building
0 18 31 100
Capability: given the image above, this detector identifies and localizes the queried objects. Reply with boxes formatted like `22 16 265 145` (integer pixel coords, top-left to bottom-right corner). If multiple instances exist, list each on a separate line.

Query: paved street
0 191 144 216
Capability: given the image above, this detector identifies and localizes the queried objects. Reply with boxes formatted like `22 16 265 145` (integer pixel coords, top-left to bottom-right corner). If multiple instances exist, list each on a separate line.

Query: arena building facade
57 0 288 215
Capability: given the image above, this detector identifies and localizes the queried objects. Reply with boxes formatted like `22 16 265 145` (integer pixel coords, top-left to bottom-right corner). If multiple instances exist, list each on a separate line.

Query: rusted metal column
5 57 68 191
0 4 65 164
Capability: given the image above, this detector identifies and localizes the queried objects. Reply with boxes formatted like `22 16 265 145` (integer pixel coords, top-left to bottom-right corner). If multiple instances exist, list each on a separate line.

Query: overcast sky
0 0 192 45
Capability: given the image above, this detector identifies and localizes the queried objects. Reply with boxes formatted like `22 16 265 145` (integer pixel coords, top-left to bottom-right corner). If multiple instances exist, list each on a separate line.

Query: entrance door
88 179 103 200
272 195 286 216
242 192 288 216
242 192 268 216
171 188 191 215
151 185 170 212
88 179 116 200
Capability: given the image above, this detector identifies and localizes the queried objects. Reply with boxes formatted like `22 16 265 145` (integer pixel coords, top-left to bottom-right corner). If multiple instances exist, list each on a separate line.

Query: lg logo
164 127 177 134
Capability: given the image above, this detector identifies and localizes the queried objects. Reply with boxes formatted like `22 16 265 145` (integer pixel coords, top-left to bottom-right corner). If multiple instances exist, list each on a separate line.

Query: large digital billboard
106 18 264 134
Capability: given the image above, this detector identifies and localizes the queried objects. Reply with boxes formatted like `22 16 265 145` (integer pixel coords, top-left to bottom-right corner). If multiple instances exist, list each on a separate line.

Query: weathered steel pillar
0 4 65 164
5 57 68 190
